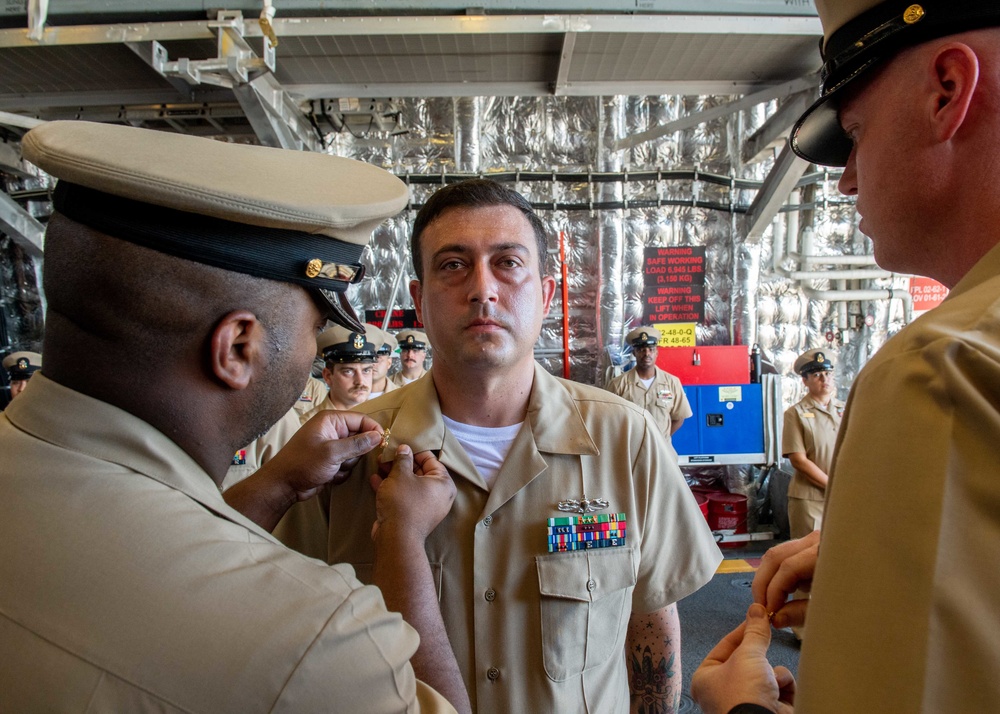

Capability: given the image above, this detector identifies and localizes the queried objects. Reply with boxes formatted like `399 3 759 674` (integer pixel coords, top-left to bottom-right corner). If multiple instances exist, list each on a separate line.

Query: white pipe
801 225 815 257
772 213 786 273
786 191 800 257
801 286 913 324
780 267 894 280
789 252 880 267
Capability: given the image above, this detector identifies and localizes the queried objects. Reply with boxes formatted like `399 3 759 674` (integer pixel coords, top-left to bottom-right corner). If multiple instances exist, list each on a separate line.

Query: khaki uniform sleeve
272 578 457 713
782 404 806 456
667 373 693 421
630 411 721 613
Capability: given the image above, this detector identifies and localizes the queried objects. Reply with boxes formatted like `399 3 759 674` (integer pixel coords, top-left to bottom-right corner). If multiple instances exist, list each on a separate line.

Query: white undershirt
442 414 523 489
639 375 655 390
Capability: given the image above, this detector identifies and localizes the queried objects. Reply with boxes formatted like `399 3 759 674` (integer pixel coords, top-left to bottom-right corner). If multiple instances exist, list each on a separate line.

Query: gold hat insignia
353 334 365 349
903 5 924 25
16 358 29 370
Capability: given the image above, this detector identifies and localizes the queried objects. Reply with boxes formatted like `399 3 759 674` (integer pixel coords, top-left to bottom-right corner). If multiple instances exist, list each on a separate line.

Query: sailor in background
3 350 42 400
367 324 398 399
303 324 378 418
391 329 429 386
606 326 692 440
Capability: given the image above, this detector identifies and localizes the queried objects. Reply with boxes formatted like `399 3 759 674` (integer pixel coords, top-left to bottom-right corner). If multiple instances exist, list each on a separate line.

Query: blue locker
672 383 765 465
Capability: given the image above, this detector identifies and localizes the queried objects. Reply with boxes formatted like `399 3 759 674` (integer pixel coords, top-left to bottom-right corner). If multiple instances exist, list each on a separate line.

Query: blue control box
671 383 765 465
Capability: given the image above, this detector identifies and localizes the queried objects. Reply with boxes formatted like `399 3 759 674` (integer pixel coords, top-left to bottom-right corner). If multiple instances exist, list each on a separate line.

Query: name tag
801 412 815 419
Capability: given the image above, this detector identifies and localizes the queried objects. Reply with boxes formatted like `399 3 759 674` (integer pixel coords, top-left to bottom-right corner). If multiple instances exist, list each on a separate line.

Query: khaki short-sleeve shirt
781 395 844 501
223 406 301 490
605 366 692 439
797 242 1000 714
327 365 721 714
0 375 452 714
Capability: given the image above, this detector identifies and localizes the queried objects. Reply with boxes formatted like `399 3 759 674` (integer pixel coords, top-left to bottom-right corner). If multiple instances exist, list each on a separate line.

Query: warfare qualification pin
557 495 610 514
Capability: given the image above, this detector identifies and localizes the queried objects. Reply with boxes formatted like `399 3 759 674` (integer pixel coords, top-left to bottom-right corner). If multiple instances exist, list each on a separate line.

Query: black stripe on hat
53 181 366 294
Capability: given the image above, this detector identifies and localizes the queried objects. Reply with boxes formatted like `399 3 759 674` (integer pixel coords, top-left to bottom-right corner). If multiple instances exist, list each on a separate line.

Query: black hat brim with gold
792 1 1000 167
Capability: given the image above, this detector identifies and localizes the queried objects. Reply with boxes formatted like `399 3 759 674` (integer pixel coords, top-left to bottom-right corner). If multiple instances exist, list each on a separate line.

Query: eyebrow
431 241 531 262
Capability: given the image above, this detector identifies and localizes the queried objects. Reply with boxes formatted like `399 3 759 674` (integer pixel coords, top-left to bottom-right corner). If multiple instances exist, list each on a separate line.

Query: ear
928 42 980 143
409 279 424 323
539 275 558 317
209 310 265 391
321 366 335 389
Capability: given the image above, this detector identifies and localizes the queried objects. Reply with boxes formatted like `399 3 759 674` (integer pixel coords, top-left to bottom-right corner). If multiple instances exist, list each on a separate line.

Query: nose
469 261 499 304
837 147 858 196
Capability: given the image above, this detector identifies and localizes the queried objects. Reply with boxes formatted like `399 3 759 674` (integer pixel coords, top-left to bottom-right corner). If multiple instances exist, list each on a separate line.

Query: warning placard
908 277 949 314
652 322 696 347
365 308 423 331
643 246 706 323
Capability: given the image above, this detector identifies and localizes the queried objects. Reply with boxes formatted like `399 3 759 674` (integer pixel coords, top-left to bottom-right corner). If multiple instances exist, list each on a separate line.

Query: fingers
388 444 414 477
321 429 382 465
413 449 446 478
774 666 796 704
701 620 748 666
309 409 384 442
752 529 821 613
739 603 774 652
771 599 809 630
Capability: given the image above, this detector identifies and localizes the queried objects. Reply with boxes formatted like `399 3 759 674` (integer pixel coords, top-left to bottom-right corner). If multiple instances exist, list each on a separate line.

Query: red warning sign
908 277 949 314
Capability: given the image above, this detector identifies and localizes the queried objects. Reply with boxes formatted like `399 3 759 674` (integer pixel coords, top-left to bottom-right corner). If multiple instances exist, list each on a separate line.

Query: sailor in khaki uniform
281 325 380 561
3 350 41 400
782 348 843 539
692 3 1000 713
223 407 302 490
368 324 398 399
391 329 429 386
303 325 377 419
292 373 329 416
325 180 720 713
0 121 466 712
605 326 692 440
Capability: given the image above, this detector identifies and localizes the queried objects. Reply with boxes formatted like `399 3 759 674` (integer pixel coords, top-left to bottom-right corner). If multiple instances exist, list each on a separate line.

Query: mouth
466 317 505 332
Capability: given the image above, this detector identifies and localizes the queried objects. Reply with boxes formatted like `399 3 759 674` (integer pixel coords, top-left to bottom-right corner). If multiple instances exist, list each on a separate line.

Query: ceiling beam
610 75 818 151
553 31 577 97
742 141 809 243
0 190 45 258
741 87 815 164
0 13 820 48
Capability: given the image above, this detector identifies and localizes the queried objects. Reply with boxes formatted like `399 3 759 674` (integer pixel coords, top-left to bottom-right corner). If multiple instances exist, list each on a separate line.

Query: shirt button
485 588 496 602
487 667 500 681
483 515 493 527
586 579 597 592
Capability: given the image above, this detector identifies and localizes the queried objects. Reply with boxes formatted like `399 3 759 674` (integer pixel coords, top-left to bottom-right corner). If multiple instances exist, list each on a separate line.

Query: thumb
388 444 413 477
741 603 773 651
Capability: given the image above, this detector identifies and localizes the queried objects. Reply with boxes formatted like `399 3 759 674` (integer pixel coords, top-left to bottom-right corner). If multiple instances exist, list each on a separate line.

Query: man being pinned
391 329 429 386
606 326 693 440
3 350 42 401
324 179 720 714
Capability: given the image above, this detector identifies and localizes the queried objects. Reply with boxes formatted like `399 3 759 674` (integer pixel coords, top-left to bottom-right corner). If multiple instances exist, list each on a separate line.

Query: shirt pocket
536 547 637 681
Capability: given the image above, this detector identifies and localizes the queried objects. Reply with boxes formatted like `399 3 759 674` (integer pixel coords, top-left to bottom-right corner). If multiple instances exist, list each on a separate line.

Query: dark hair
410 179 548 280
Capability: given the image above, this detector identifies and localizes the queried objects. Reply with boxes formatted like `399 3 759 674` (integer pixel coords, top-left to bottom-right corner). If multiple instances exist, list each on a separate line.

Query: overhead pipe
801 285 913 324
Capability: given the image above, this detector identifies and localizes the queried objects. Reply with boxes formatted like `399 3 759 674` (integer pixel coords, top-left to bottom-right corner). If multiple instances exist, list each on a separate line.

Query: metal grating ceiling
0 6 823 144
